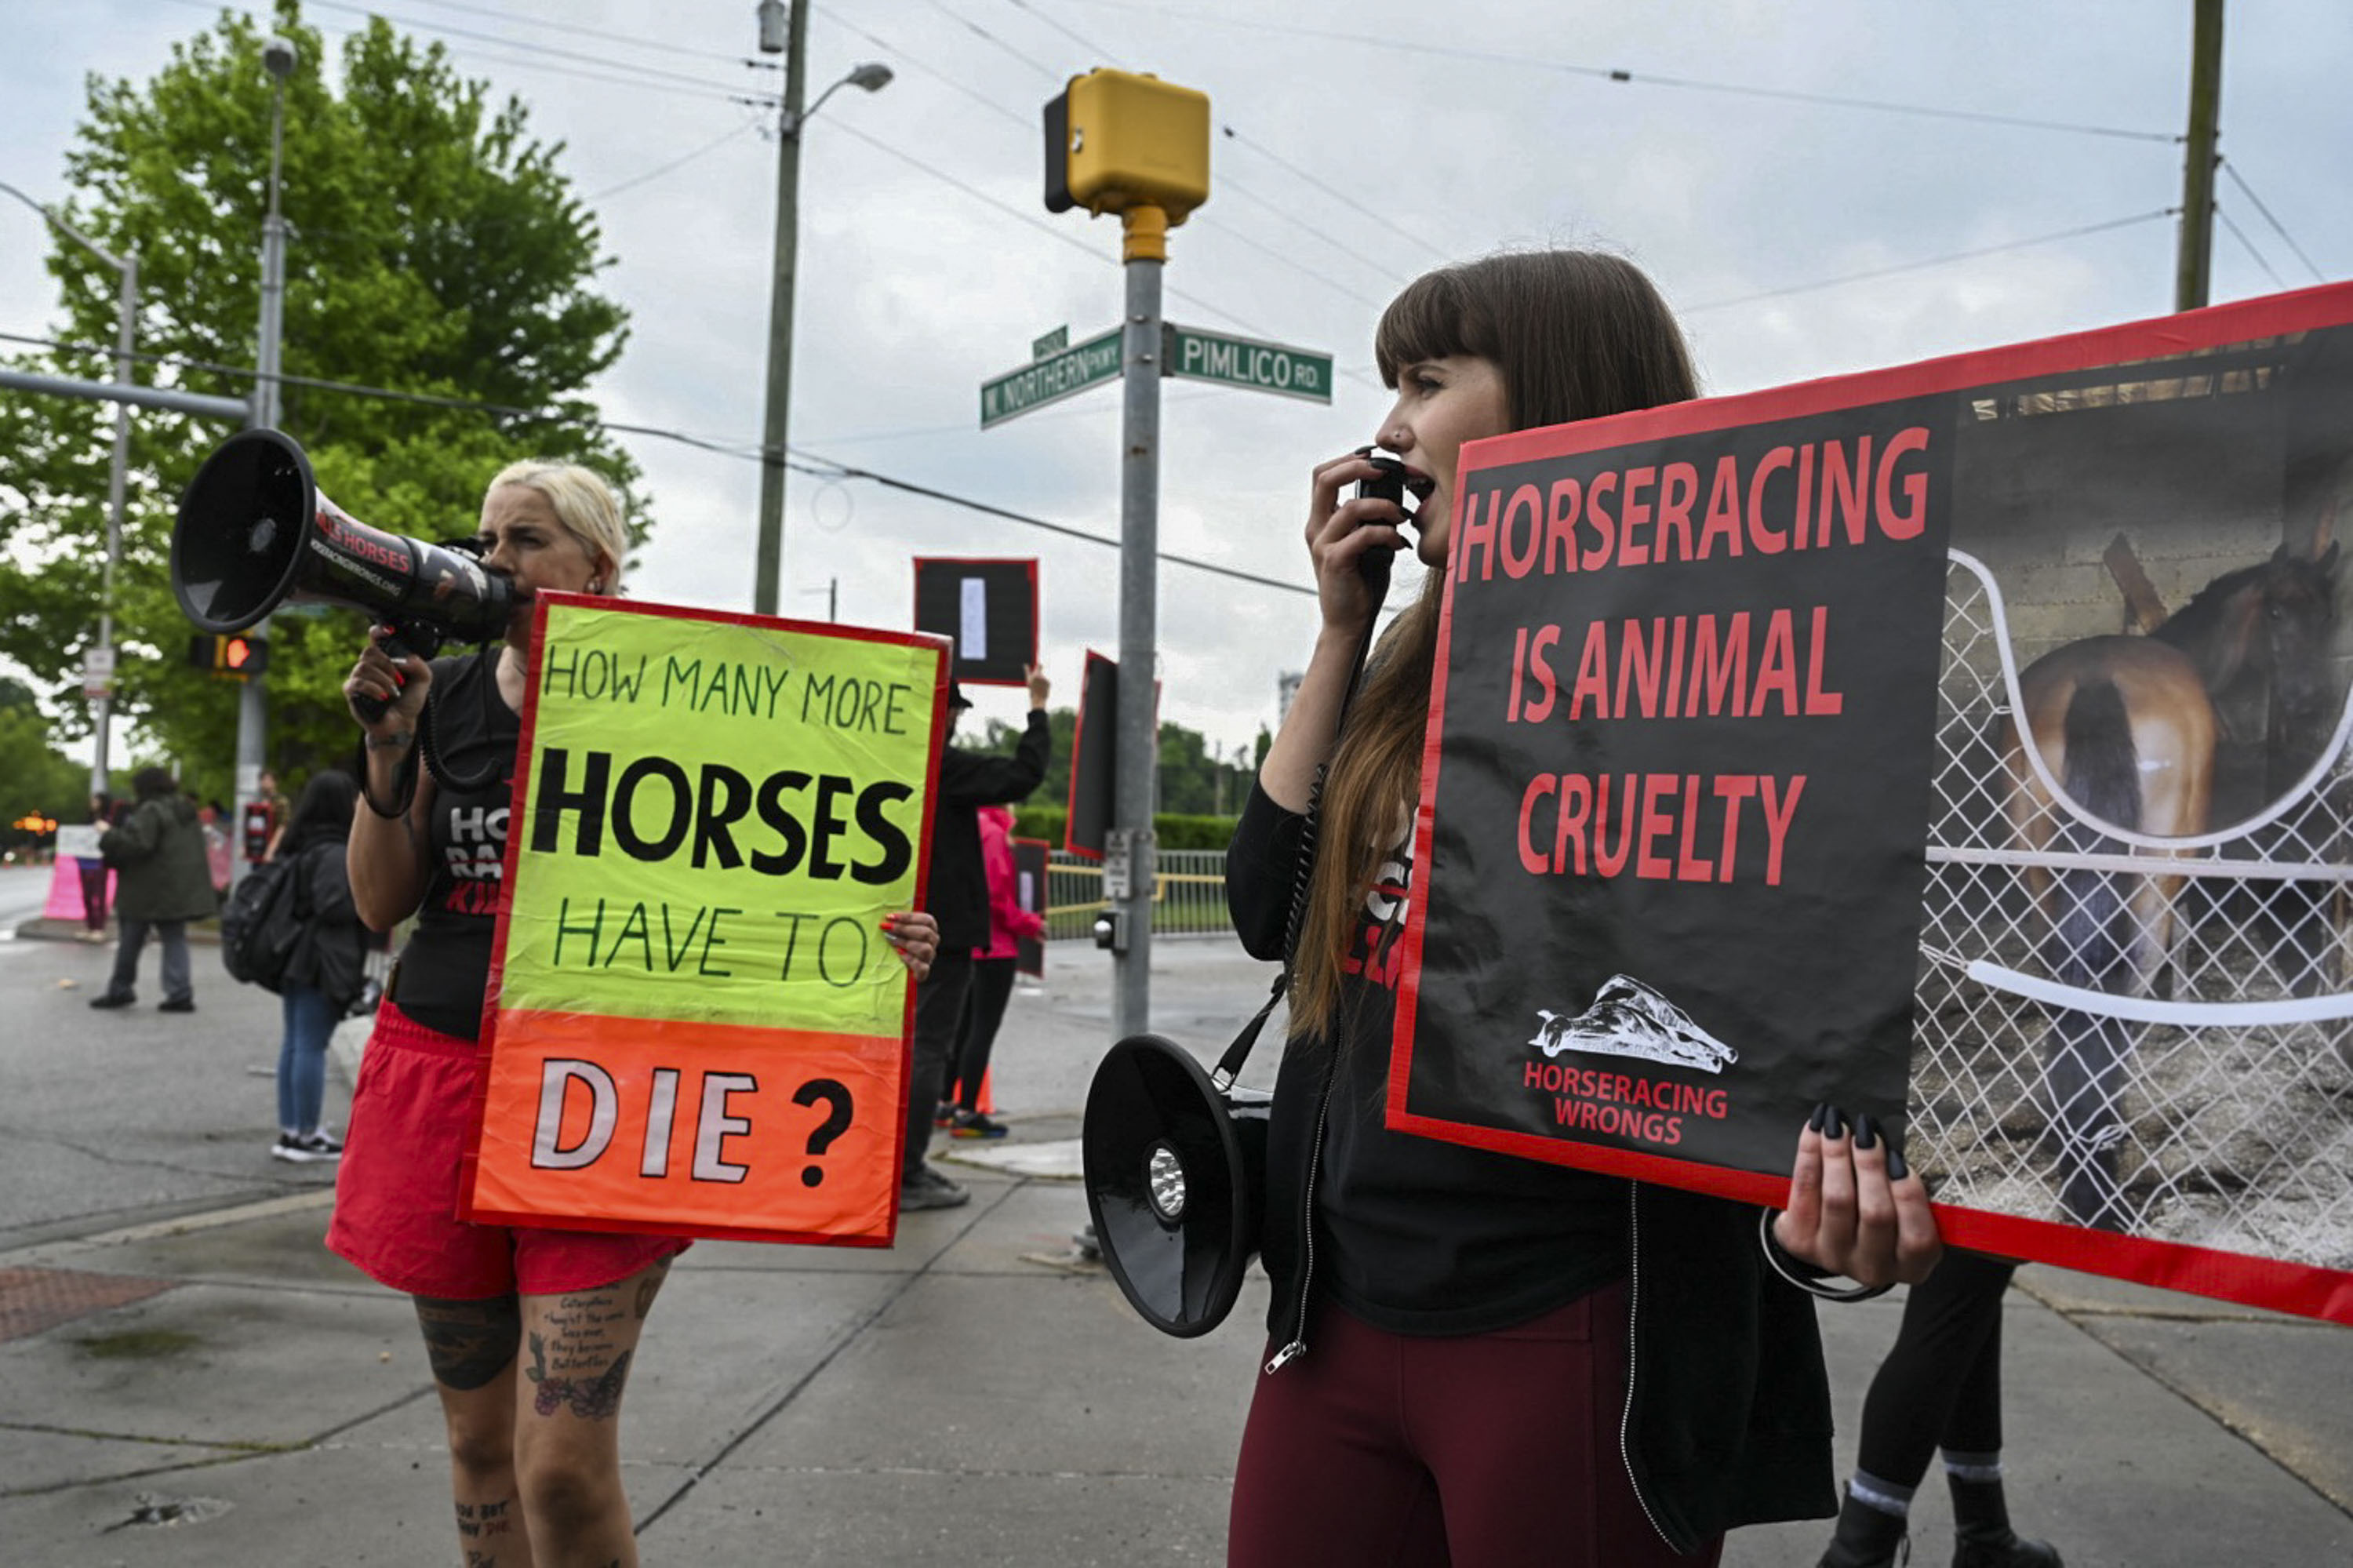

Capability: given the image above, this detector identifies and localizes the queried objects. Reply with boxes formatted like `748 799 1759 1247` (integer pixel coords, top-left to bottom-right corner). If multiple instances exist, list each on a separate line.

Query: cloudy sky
4 0 2348 759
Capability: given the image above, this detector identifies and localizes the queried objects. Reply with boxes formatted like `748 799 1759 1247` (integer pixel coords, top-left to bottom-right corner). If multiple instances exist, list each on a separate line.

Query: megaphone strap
416 646 513 797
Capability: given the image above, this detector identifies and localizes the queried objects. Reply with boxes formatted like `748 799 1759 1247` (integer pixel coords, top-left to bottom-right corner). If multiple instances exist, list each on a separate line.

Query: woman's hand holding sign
881 911 939 982
1773 1104 1942 1289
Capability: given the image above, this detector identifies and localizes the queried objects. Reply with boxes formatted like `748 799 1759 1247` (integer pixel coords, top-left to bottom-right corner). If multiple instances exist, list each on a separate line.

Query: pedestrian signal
1042 68 1209 221
188 632 267 676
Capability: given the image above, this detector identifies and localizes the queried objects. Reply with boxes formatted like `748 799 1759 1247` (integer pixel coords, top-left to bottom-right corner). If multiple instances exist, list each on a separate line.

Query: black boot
1818 1487 1908 1568
1949 1475 2063 1568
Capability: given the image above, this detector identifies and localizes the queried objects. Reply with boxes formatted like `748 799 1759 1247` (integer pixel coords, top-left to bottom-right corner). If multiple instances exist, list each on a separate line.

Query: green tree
0 692 104 847
0 1 646 803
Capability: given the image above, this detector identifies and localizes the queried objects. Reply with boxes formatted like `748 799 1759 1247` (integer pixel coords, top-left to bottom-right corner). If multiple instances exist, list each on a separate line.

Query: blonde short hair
486 460 630 590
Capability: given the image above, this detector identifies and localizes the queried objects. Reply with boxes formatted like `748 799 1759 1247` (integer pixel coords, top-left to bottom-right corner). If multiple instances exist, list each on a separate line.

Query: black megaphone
173 429 515 675
1082 1032 1271 1337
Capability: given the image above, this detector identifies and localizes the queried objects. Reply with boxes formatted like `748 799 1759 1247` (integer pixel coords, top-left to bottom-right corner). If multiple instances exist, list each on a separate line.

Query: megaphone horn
173 428 515 647
1082 1032 1271 1338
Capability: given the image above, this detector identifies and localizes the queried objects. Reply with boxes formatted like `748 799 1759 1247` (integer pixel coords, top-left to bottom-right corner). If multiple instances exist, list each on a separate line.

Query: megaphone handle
349 625 424 725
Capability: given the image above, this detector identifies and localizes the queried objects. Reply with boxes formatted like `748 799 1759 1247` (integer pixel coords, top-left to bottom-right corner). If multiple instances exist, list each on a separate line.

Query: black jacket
1226 780 1835 1553
281 839 369 1009
929 711 1050 950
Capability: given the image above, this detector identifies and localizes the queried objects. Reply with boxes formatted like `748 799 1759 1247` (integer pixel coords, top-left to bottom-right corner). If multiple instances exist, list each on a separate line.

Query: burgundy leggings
1228 1282 1722 1567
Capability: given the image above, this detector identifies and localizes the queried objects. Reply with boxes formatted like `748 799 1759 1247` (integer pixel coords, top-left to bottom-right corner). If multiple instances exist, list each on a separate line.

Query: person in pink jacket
941 804 1047 1137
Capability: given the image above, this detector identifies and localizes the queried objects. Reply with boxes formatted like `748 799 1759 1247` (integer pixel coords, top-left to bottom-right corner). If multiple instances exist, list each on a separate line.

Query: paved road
2 926 2348 1565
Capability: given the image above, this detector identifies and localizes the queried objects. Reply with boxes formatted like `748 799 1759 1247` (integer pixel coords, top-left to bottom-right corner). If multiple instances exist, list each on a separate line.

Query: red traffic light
221 635 257 671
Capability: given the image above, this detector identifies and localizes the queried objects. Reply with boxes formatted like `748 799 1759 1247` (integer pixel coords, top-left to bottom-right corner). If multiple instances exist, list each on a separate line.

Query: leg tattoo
415 1294 522 1392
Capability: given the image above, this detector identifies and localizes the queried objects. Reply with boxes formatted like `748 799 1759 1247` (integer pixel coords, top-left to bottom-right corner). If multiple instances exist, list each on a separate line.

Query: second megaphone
173 428 514 648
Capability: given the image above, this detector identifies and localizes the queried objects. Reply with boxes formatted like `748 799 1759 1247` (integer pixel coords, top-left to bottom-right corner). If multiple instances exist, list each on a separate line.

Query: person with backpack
267 771 368 1163
89 766 213 1013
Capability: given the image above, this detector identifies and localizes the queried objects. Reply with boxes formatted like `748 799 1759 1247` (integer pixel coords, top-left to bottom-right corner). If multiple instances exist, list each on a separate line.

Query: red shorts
326 1000 690 1300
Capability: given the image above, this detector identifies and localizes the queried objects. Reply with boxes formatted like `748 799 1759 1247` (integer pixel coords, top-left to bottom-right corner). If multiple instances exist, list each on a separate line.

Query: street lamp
751 0 891 615
0 178 136 803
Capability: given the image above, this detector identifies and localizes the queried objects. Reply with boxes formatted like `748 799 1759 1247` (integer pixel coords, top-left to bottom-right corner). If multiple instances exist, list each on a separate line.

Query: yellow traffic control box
1043 68 1210 224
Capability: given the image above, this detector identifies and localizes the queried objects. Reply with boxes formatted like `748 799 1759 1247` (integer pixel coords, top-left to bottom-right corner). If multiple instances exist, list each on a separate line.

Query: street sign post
980 328 1122 428
1164 323 1333 403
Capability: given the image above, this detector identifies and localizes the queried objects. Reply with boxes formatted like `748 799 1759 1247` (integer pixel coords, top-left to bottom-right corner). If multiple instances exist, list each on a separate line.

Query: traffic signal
1042 68 1209 222
187 631 268 676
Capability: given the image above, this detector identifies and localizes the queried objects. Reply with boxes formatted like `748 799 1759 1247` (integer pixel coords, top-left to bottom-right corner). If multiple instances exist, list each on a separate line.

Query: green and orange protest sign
459 595 949 1246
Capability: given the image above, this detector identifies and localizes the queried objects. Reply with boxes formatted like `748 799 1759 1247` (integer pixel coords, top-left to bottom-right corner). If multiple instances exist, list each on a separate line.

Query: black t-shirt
389 651 519 1041
1231 780 1627 1336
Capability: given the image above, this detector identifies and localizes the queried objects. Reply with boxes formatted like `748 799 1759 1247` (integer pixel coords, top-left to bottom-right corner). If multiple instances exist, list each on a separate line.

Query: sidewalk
2 931 2347 1564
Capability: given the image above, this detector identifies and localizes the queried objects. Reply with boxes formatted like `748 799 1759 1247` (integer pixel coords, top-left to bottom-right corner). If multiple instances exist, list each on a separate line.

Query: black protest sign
1391 394 1953 1195
1013 837 1050 977
1064 650 1117 859
914 557 1038 686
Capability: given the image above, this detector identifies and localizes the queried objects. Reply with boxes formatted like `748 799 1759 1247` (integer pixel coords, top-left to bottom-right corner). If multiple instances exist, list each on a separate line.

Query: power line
790 451 1313 597
0 328 1314 597
378 0 780 70
1216 127 1453 267
300 0 765 99
842 5 1405 315
925 0 1070 85
995 0 1128 69
588 120 764 203
2216 205 2287 290
1056 0 2176 143
2218 159 2328 284
814 118 1285 343
1679 209 2178 314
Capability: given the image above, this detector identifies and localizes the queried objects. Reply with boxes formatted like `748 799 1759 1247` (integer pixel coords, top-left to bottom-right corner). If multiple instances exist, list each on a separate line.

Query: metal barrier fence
1040 847 1234 940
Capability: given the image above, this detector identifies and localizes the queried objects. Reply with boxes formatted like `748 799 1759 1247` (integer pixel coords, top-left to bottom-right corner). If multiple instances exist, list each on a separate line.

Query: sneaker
897 1165 969 1211
157 998 196 1013
949 1108 1009 1140
88 992 135 1010
932 1101 956 1129
272 1131 344 1164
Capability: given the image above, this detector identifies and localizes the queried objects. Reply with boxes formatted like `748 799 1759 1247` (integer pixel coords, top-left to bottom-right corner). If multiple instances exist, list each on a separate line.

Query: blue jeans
107 917 191 1004
278 984 337 1134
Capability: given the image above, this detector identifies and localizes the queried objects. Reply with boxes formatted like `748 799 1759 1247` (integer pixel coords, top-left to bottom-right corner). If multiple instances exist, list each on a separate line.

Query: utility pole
1035 69 1211 1040
2175 0 2225 312
751 5 891 617
752 0 809 617
1109 207 1166 1039
0 180 136 803
234 35 296 886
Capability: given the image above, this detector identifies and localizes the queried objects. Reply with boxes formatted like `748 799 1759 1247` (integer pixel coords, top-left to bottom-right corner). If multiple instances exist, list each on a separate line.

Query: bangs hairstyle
1373 250 1698 433
1291 250 1698 1042
487 460 630 590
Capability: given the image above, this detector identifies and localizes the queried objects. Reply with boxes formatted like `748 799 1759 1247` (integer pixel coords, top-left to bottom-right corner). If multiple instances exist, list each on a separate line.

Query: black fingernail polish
1822 1104 1846 1140
1808 1102 1827 1133
1887 1146 1910 1181
1854 1114 1879 1151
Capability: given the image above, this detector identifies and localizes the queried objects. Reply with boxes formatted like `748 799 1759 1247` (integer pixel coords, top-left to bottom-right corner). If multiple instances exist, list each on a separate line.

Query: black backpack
220 853 309 991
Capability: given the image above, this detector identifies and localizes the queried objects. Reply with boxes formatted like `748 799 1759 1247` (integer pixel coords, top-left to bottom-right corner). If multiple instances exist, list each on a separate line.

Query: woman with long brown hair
1224 250 1941 1566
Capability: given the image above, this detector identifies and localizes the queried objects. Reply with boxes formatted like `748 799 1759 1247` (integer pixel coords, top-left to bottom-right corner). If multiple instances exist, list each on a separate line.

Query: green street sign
980 328 1122 429
1164 323 1333 404
1031 325 1069 361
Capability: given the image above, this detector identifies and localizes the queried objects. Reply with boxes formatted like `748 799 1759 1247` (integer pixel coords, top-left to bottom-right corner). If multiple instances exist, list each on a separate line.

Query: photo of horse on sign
1916 306 2353 1311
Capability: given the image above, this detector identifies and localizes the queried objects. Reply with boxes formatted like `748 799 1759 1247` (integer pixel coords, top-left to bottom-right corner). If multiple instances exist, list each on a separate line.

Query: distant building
1276 669 1303 723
